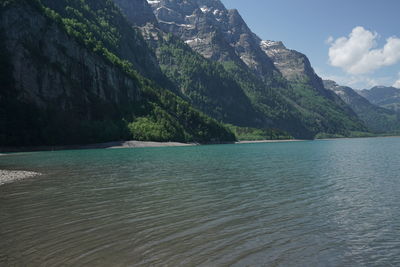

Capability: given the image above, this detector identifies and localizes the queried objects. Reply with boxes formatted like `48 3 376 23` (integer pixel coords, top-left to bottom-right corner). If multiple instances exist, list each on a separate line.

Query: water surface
1 138 400 266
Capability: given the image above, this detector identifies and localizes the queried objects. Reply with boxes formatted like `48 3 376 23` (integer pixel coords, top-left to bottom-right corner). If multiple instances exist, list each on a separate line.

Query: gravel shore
0 140 196 153
0 170 41 186
236 139 304 144
106 141 196 149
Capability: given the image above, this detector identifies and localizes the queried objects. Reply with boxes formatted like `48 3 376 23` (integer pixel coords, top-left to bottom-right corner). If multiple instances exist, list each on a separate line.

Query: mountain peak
371 85 397 90
323 80 339 88
260 40 286 50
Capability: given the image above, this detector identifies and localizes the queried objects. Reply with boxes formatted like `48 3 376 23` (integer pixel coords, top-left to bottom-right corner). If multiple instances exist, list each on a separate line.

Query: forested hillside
0 0 235 146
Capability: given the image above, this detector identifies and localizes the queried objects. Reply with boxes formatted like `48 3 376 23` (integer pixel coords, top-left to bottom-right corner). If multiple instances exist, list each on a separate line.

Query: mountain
0 0 235 146
324 81 400 133
358 86 400 112
145 0 366 137
0 0 372 147
257 39 364 134
112 0 266 128
147 0 278 80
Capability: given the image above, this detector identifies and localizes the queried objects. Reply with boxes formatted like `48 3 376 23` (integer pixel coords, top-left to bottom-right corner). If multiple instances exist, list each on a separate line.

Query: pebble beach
0 170 40 186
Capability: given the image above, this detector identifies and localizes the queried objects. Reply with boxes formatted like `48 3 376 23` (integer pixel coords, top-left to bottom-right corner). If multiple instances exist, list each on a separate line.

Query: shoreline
0 170 41 186
0 140 197 153
1 136 399 154
0 139 306 153
317 135 400 141
236 139 304 144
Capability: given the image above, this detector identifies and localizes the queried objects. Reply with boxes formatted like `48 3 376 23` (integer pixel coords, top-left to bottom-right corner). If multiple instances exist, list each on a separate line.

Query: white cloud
328 26 400 75
318 71 393 90
325 36 334 44
394 73 400 88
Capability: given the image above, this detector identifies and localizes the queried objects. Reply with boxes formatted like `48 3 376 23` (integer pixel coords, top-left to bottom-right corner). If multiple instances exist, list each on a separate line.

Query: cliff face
0 3 142 146
259 41 323 90
1 4 141 111
0 1 235 146
112 0 158 26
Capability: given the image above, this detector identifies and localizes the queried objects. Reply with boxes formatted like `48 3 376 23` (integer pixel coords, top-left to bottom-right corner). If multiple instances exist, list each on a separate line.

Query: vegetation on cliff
0 0 235 146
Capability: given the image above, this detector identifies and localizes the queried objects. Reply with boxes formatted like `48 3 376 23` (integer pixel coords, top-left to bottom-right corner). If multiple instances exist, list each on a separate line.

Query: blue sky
220 0 400 89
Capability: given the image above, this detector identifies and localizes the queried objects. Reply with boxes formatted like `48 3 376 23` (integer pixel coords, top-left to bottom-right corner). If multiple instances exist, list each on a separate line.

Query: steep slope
147 0 278 80
109 0 158 26
145 0 366 137
358 86 400 112
260 40 328 96
113 0 266 128
259 40 365 134
324 81 400 133
114 0 314 137
156 35 265 126
0 0 235 146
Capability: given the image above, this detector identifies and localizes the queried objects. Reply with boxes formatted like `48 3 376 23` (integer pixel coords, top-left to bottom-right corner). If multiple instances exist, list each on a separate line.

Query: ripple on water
1 138 400 266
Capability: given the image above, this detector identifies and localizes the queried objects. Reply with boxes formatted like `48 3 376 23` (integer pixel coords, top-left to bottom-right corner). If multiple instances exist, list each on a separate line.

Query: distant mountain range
0 0 398 147
358 86 400 112
324 81 400 134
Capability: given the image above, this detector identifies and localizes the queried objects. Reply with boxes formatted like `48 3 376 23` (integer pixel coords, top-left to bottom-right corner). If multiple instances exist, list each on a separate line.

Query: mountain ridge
324 80 400 134
358 86 400 112
144 0 367 136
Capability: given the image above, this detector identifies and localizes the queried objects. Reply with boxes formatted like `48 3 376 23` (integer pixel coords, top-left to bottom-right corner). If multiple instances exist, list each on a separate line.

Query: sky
220 0 400 89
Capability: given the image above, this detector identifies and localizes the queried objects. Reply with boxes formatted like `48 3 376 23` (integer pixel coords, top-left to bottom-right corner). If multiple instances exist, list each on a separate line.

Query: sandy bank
0 140 196 153
106 141 196 149
236 139 304 144
0 170 41 186
1 139 307 153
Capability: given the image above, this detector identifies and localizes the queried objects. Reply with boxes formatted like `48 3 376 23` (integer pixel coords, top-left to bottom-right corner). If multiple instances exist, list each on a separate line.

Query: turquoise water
1 138 400 266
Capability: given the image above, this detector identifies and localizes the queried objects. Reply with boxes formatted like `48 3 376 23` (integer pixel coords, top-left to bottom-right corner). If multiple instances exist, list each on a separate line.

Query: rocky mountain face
0 2 140 145
112 0 266 128
358 86 400 112
260 40 328 95
142 0 366 137
112 0 158 26
145 0 363 132
0 0 235 146
324 80 400 133
147 0 278 80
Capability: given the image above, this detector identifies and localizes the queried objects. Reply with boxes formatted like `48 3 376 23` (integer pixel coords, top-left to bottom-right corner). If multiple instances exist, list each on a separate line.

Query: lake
1 137 400 266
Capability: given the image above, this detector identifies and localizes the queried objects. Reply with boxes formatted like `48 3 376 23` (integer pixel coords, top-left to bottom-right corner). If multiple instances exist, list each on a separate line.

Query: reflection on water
1 138 400 266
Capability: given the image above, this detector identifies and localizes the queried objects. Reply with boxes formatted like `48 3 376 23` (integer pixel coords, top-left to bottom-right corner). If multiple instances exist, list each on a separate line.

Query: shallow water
1 138 400 266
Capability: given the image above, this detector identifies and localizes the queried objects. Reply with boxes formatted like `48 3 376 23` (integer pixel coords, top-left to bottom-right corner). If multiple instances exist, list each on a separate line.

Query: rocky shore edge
0 170 41 186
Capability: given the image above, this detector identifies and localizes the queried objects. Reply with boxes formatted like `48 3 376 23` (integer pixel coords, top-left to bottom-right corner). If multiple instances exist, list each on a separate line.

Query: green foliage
156 35 317 139
281 80 366 136
222 61 315 139
315 131 400 139
128 117 184 142
156 35 259 127
226 125 293 141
